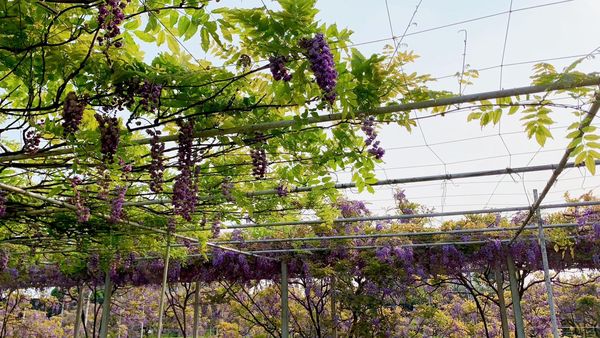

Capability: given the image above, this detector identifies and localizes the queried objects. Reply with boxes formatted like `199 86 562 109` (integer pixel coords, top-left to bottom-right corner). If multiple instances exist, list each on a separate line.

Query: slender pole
73 285 84 337
74 285 84 338
533 189 560 338
157 236 172 338
84 291 91 336
99 271 113 338
281 261 289 338
193 281 200 338
506 254 525 338
330 276 337 338
494 270 510 338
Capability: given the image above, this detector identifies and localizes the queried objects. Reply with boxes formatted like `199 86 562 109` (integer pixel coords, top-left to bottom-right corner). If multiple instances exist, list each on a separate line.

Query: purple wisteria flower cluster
23 129 40 154
97 0 129 47
361 116 385 159
173 119 197 220
95 113 120 163
70 176 90 223
62 92 86 135
147 129 165 193
269 56 292 82
300 33 338 104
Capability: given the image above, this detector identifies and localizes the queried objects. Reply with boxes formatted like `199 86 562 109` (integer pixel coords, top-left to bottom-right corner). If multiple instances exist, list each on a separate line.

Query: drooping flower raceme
173 119 197 220
300 33 338 104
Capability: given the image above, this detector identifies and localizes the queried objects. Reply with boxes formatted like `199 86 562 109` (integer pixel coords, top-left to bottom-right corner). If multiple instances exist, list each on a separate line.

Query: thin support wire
499 0 514 89
385 0 424 70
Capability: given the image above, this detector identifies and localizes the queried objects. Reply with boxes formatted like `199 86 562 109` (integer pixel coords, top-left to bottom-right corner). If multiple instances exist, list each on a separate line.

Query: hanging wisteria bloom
173 119 197 220
269 56 292 81
361 116 385 159
70 176 90 223
62 92 86 135
299 33 338 104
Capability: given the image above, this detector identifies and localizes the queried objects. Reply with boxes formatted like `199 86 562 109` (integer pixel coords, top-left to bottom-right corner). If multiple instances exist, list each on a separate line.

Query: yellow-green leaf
167 35 180 53
123 17 141 30
585 155 596 175
157 31 165 46
574 150 587 164
200 28 210 52
178 16 190 37
134 31 155 42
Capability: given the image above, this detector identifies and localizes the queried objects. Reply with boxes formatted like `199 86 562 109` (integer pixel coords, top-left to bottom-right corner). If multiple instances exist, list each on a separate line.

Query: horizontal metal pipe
241 235 578 254
118 160 600 208
213 223 581 245
27 222 587 255
247 160 600 197
1 76 598 162
215 200 600 229
9 160 599 212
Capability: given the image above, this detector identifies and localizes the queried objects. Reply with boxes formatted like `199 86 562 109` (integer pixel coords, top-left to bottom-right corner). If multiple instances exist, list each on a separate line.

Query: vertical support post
533 189 560 338
494 270 510 338
330 276 337 338
157 236 171 338
281 261 289 338
193 281 201 338
506 254 525 338
74 285 84 338
99 271 113 338
84 291 91 334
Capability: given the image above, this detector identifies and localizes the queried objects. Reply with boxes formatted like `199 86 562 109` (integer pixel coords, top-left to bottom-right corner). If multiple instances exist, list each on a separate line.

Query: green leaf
167 35 180 53
480 112 490 126
178 16 191 37
169 11 179 27
535 131 546 146
156 31 165 46
587 141 600 149
467 112 481 122
184 24 199 41
492 109 502 124
200 28 210 52
586 155 596 175
123 17 141 30
566 130 581 139
134 31 155 43
574 150 587 164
